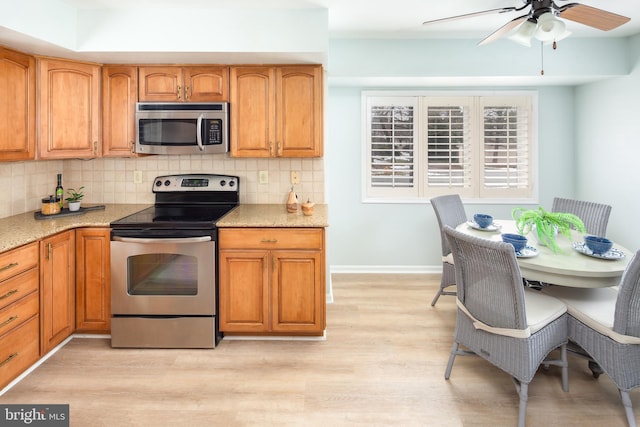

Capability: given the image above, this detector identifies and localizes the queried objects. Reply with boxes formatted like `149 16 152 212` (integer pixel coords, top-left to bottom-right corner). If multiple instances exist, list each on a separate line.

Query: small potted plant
512 206 586 253
65 187 85 211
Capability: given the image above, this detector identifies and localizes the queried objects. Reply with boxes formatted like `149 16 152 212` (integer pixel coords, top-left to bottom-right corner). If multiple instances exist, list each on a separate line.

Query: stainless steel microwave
135 102 229 155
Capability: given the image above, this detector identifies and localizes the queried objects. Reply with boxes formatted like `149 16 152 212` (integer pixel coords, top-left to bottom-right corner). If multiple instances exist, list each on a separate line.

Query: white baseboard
329 265 442 275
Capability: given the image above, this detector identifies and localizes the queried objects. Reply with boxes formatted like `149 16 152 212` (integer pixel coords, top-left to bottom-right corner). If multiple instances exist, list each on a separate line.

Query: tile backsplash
1 154 325 219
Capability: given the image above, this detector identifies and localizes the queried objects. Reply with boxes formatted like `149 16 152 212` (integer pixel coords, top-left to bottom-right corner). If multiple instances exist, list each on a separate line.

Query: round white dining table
455 220 632 288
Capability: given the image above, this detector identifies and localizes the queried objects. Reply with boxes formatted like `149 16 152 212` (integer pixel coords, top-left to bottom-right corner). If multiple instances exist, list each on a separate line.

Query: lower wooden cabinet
0 242 39 389
75 228 111 333
40 230 75 355
219 228 325 335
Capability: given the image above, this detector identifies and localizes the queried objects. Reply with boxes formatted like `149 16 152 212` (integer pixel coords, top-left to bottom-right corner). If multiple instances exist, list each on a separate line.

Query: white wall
574 34 640 252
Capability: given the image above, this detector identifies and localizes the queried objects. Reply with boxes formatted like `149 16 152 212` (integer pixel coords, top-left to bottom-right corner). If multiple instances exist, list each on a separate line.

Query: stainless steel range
109 174 239 348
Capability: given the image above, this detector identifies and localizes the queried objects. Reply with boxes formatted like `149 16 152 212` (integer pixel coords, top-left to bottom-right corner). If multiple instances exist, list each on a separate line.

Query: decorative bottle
286 187 299 213
55 174 64 208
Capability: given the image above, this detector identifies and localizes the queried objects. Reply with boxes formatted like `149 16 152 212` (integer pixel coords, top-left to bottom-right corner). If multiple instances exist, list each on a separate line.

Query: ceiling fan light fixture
509 19 537 47
534 12 566 42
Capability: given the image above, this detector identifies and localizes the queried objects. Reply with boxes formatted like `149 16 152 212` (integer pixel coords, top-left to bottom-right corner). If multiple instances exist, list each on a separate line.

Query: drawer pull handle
261 239 278 243
0 262 18 272
0 315 18 329
0 289 18 300
0 352 18 368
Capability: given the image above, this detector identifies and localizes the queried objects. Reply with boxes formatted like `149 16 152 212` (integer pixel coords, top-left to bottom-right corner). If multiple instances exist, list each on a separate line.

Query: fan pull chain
540 42 544 76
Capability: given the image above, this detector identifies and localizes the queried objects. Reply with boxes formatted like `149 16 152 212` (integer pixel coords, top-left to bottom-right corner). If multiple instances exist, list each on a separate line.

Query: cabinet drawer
0 291 39 337
0 267 39 311
0 242 38 282
0 314 39 390
219 228 323 250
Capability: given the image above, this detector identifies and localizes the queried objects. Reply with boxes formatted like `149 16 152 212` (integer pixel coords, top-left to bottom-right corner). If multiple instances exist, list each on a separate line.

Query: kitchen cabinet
138 66 229 102
37 58 101 159
0 242 39 389
0 46 36 161
40 230 75 355
102 66 137 157
229 65 323 158
75 228 110 333
219 228 325 335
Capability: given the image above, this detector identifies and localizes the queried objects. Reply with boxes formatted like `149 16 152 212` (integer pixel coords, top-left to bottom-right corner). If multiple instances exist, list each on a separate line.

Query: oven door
111 236 215 316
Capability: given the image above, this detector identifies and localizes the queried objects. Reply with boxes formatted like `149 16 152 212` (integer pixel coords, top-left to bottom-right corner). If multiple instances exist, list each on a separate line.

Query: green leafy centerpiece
512 206 586 253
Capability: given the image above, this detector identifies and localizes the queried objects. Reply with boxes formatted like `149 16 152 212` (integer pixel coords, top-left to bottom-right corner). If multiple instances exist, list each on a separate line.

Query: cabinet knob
184 85 190 101
177 85 182 100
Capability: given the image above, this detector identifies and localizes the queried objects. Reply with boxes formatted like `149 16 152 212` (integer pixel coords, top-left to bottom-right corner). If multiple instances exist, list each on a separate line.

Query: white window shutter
365 97 419 199
479 96 532 199
422 97 475 198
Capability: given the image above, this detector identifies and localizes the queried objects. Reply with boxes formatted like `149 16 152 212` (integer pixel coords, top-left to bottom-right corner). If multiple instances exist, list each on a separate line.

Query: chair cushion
542 285 640 345
456 289 566 338
523 288 568 334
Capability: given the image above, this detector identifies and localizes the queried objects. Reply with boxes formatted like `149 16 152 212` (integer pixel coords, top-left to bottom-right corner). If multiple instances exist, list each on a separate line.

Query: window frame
362 90 538 204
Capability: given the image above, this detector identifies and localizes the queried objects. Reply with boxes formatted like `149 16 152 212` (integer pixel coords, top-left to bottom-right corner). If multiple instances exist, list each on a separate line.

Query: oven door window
127 253 198 296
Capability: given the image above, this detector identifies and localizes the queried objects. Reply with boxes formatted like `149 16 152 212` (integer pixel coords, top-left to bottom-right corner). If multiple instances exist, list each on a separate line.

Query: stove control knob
155 180 162 187
220 180 227 187
164 180 171 186
229 180 236 187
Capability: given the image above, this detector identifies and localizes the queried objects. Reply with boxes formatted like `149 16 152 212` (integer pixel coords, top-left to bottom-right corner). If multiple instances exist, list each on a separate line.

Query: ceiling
59 0 640 40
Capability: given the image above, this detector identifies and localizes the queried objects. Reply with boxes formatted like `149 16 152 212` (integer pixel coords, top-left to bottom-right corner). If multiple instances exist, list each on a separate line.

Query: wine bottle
55 174 63 208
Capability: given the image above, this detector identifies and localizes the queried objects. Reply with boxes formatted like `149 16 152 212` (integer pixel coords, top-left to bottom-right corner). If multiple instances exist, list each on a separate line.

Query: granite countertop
217 204 328 228
0 203 328 254
0 204 150 253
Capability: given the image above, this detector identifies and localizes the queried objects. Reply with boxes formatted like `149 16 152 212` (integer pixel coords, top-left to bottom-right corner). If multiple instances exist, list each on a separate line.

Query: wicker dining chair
542 249 640 427
429 194 467 306
551 197 612 237
443 226 569 427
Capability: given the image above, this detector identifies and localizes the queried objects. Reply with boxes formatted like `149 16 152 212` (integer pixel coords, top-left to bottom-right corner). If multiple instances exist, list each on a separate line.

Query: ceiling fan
423 0 631 47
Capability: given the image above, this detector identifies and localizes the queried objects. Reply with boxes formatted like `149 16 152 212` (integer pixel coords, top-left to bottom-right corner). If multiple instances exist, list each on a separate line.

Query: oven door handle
196 113 205 151
112 236 212 244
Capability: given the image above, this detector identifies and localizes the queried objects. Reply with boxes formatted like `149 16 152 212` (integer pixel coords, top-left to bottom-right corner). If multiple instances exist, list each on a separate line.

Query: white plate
572 242 625 260
466 220 502 232
516 246 538 258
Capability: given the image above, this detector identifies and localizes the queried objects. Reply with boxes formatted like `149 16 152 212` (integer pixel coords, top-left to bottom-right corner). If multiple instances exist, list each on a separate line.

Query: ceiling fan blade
478 15 528 46
559 3 630 31
422 7 516 26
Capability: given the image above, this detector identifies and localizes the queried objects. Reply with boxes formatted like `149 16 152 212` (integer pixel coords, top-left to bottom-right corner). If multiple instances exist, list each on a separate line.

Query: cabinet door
271 250 325 333
40 230 75 355
184 66 229 102
37 58 100 159
277 65 323 157
219 250 270 332
0 47 35 161
229 67 275 157
102 66 137 157
138 66 183 101
75 228 110 332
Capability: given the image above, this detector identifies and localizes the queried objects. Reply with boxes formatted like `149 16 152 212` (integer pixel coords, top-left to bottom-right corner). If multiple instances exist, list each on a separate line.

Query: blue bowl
584 235 613 255
473 213 493 228
502 233 527 252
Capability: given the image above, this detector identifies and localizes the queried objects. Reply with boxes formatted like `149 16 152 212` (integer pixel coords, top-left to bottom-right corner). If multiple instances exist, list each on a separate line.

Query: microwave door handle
196 113 205 151
112 236 212 244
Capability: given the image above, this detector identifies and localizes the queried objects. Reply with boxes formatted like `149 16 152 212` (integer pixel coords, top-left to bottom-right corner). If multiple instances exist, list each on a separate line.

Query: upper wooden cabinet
102 66 137 157
37 58 101 159
230 65 323 158
138 66 229 102
0 47 36 161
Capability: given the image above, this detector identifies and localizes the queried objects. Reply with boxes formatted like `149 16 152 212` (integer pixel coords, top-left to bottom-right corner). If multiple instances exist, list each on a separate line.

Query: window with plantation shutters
363 92 536 202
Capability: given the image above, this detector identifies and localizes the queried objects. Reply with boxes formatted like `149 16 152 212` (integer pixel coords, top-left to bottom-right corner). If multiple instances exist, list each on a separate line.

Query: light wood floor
1 274 638 426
